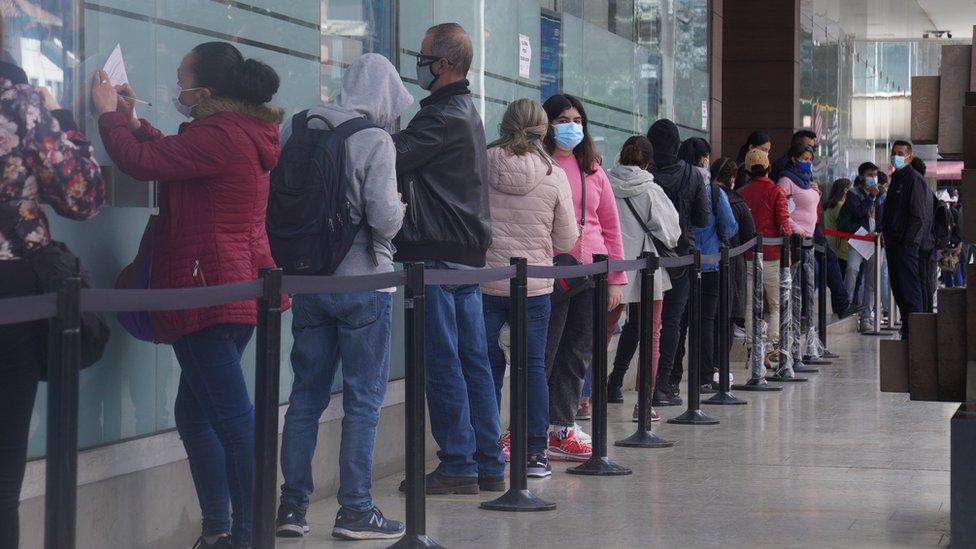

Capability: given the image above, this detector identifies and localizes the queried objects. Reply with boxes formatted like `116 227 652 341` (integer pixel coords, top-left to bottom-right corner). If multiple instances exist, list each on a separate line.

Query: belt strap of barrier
282 271 407 295
608 258 647 271
526 261 607 279
81 280 264 313
659 255 695 268
730 237 758 258
701 253 722 264
821 228 878 242
424 265 517 285
763 236 785 245
0 293 58 325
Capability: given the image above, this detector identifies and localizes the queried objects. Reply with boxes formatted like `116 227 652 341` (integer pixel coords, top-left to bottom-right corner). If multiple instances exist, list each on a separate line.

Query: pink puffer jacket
483 147 579 297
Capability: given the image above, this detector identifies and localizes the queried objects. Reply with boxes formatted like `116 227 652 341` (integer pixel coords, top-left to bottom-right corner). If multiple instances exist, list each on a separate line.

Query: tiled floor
288 331 956 548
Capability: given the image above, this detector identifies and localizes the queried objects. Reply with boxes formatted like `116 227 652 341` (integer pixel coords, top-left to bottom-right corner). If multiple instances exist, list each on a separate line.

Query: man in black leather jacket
392 23 504 496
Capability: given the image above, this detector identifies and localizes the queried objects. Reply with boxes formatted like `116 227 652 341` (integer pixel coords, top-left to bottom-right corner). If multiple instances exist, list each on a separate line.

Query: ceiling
806 0 975 41
916 0 976 39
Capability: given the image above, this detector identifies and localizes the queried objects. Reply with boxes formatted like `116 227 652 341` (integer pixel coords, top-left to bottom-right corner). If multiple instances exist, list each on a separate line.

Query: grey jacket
281 54 413 277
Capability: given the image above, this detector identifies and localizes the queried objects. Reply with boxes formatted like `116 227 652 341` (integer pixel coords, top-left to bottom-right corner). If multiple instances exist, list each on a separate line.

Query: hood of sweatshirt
487 147 552 196
332 53 413 128
608 164 655 199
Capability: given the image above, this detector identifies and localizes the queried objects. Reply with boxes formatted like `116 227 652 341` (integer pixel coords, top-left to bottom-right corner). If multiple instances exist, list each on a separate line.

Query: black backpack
267 111 376 275
933 200 953 250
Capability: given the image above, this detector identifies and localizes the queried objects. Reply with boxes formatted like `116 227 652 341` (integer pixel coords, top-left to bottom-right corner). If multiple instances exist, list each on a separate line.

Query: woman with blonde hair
483 98 578 477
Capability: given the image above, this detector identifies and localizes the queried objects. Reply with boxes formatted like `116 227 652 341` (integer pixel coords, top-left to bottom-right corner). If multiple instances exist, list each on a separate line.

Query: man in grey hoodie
276 53 412 541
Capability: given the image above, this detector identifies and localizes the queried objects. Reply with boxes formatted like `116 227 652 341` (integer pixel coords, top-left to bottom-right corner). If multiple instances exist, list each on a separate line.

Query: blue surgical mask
865 176 878 188
891 155 907 170
797 160 812 175
552 122 584 150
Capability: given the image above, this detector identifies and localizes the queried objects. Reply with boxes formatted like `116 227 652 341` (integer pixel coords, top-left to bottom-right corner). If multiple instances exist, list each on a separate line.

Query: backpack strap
290 109 311 137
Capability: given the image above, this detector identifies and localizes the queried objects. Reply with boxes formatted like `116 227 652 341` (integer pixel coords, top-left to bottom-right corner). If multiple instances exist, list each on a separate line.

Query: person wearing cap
737 148 792 369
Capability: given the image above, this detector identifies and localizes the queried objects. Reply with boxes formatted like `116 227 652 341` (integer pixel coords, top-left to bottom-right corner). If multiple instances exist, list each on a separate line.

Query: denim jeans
483 294 551 455
279 291 393 513
845 249 876 319
172 324 255 542
425 282 504 477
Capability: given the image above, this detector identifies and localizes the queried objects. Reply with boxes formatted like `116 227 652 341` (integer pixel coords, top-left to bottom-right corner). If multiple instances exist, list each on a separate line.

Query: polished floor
287 331 956 548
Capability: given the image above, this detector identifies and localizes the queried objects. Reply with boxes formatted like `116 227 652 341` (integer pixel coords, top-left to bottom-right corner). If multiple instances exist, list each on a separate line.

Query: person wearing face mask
776 143 820 238
541 93 627 461
770 130 817 182
881 140 931 339
392 23 503 496
646 119 709 406
273 54 411 541
93 41 283 549
840 162 886 332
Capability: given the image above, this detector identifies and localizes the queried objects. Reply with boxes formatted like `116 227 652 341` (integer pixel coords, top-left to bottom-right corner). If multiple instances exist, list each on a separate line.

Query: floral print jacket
0 78 106 260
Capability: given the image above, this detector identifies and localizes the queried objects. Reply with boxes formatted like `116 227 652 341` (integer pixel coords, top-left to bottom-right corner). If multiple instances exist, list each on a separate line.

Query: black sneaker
478 474 506 492
651 388 674 407
398 471 479 495
527 453 552 478
192 536 234 549
700 382 719 394
667 388 683 406
607 385 624 403
275 506 309 538
332 506 405 540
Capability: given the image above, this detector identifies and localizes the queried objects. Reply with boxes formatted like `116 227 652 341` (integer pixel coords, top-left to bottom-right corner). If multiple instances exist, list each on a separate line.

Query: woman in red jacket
92 42 282 549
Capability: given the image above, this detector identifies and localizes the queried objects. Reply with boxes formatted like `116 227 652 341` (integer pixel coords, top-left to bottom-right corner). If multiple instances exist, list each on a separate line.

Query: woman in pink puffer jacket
481 98 578 477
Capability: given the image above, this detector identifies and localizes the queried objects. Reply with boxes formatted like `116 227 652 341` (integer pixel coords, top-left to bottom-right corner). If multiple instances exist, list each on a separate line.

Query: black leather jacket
393 80 491 267
882 165 932 250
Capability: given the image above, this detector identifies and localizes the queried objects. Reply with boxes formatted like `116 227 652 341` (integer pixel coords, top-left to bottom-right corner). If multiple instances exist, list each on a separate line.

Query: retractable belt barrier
0 233 802 549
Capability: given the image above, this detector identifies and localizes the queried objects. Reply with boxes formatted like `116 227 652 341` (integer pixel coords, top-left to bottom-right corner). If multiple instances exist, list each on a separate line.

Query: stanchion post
793 239 819 373
815 245 839 359
391 263 441 548
668 251 720 425
568 255 632 475
734 236 782 392
863 237 886 336
705 246 746 405
617 253 675 447
252 268 282 549
482 258 556 511
766 237 806 383
45 277 82 549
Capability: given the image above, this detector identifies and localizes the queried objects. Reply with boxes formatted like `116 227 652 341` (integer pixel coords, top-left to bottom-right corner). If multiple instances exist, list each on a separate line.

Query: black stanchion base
802 356 833 365
387 534 444 549
566 456 633 476
821 350 840 359
765 374 808 383
732 378 783 392
667 409 720 425
793 366 821 374
480 489 557 512
615 429 675 448
702 391 747 405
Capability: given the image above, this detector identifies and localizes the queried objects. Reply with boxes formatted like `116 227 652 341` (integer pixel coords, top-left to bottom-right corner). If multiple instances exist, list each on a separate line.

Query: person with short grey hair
394 23 503 495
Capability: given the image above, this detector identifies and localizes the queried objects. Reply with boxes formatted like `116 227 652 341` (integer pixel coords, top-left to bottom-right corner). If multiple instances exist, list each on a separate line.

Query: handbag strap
575 165 587 258
624 196 674 257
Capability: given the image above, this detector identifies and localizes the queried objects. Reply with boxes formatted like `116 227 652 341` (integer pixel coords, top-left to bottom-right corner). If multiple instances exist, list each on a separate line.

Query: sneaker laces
573 424 592 443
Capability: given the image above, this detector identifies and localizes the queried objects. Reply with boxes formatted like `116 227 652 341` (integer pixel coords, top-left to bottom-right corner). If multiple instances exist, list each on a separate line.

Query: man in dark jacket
647 119 709 405
841 162 885 331
393 23 503 494
770 130 817 182
881 140 932 338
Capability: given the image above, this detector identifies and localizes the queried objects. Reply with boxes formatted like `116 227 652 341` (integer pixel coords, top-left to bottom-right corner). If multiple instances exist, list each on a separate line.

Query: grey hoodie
280 53 414 277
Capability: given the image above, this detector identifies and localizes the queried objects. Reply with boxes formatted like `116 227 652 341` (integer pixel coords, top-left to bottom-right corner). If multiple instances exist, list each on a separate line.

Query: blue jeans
425 282 504 477
483 294 551 456
173 324 255 541
280 291 393 513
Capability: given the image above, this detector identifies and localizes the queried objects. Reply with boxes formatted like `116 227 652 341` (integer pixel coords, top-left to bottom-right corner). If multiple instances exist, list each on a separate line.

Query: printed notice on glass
103 43 136 117
518 34 531 78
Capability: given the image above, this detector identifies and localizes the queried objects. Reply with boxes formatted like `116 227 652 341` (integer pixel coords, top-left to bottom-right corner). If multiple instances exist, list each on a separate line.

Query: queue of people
0 19 962 549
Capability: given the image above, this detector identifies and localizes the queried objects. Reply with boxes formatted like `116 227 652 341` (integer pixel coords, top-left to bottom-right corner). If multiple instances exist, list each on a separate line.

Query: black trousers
886 241 922 339
655 269 690 393
919 249 937 313
673 270 721 388
0 260 43 549
608 302 641 389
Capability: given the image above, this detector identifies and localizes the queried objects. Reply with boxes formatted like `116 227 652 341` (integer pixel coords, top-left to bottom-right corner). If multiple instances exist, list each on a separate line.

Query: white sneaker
713 370 734 385
573 424 592 443
733 326 747 339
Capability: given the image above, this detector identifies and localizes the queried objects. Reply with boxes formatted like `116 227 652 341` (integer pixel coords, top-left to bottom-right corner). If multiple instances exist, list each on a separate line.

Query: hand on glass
115 83 141 131
91 70 119 116
608 284 623 311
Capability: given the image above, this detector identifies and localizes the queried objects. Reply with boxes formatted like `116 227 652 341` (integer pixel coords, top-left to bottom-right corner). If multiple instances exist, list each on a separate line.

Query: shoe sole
547 447 592 462
426 483 479 495
527 469 552 478
276 524 309 538
576 415 592 420
479 482 506 492
332 527 405 541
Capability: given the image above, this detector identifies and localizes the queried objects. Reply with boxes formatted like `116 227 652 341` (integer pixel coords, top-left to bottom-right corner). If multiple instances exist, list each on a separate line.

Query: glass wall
3 0 709 458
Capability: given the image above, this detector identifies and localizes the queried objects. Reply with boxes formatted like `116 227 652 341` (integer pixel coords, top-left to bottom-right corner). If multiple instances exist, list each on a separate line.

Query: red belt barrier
821 228 878 242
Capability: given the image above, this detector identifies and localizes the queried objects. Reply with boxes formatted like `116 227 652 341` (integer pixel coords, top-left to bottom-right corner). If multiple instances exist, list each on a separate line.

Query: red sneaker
500 431 511 462
548 428 592 462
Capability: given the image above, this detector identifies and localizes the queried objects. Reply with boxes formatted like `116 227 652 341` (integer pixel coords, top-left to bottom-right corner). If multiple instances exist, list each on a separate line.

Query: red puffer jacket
738 175 792 261
99 98 285 343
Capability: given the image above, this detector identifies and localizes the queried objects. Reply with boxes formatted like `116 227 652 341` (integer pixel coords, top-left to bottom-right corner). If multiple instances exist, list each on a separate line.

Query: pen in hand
119 94 152 107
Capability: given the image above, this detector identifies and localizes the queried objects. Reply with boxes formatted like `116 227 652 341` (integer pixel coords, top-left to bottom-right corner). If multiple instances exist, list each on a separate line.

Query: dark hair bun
239 58 279 104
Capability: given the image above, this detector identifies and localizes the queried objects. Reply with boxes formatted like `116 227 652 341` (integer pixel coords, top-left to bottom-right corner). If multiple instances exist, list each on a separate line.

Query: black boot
607 384 624 403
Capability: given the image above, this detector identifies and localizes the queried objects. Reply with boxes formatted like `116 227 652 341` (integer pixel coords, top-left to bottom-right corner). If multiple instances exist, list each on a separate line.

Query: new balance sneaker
275 507 309 538
332 506 405 541
548 428 592 462
577 397 592 420
500 430 511 462
527 453 552 478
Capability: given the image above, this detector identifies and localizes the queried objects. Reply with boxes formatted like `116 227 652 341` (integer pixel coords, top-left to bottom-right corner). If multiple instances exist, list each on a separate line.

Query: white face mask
171 82 202 118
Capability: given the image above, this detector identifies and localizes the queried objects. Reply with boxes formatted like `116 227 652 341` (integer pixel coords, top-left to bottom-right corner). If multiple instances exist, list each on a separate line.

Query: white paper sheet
518 34 531 78
102 44 136 117
849 227 875 261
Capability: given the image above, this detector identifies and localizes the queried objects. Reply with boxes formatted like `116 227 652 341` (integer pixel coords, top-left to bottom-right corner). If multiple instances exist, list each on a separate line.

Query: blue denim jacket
693 172 739 272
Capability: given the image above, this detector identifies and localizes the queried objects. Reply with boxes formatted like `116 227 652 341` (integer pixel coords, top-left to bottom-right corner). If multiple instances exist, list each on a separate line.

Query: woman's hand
91 70 119 116
608 284 624 311
115 83 141 131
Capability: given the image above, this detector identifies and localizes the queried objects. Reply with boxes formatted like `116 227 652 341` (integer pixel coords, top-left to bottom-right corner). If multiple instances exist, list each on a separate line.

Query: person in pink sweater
541 93 627 462
777 142 822 237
